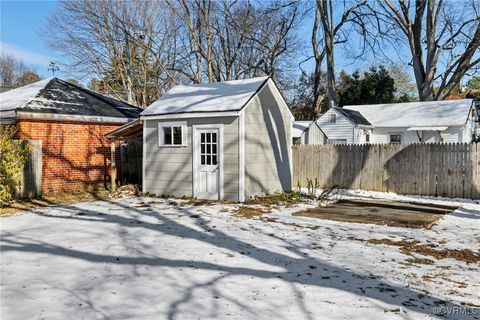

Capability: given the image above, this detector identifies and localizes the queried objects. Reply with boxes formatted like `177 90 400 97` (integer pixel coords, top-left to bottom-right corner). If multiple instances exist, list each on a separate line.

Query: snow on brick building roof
141 76 269 116
344 99 474 127
0 78 141 122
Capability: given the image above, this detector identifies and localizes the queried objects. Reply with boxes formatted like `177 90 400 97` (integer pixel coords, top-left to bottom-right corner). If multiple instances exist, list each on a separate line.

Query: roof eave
16 111 134 124
140 110 241 120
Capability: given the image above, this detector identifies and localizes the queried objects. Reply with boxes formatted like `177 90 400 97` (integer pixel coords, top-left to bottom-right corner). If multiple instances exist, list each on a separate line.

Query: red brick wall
16 119 122 194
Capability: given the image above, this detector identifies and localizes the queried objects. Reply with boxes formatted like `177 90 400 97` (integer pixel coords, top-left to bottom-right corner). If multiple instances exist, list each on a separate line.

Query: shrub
0 126 30 204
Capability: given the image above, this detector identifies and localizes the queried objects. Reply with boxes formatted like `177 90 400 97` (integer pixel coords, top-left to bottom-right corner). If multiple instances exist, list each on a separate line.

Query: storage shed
140 76 293 202
292 121 327 145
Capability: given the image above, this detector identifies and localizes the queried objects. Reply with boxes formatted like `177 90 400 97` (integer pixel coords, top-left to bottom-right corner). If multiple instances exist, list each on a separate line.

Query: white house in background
316 99 478 144
292 120 327 145
316 107 371 144
139 76 293 202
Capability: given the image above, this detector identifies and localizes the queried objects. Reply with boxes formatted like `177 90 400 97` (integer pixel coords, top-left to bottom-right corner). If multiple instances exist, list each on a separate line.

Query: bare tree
307 0 370 114
377 0 480 100
0 54 41 88
43 0 300 107
167 0 301 84
43 0 178 107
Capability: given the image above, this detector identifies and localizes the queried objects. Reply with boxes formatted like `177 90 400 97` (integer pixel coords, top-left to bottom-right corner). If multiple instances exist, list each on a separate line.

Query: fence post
19 140 42 199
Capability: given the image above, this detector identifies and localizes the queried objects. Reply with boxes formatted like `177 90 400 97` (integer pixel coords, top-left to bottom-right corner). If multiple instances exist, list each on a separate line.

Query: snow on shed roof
0 78 141 120
141 76 269 116
292 121 311 138
344 99 473 127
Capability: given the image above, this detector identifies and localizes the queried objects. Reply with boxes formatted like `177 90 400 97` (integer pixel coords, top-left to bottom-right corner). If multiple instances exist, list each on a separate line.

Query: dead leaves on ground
360 238 480 264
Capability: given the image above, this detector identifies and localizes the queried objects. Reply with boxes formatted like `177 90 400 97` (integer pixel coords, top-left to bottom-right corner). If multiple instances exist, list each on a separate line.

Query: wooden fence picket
292 142 480 200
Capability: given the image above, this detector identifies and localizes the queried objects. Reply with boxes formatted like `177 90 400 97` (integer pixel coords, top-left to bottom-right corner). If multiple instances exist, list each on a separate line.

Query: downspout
415 130 423 142
437 131 444 142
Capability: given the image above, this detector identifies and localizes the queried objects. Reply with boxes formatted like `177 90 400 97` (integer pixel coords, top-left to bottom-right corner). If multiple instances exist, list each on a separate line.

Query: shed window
389 133 402 143
329 114 336 124
365 133 370 143
158 122 187 147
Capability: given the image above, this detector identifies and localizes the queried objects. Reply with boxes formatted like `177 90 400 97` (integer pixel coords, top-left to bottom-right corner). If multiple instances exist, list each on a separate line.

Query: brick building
0 78 141 193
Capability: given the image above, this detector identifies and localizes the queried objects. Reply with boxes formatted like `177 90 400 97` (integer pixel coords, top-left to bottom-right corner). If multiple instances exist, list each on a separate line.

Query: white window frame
192 124 224 200
388 132 403 143
158 121 187 147
329 114 336 124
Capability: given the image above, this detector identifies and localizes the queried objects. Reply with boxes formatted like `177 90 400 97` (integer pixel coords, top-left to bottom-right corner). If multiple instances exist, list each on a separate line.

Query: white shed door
194 129 220 200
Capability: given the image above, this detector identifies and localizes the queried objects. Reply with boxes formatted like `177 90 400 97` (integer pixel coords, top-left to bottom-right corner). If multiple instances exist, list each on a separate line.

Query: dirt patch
365 238 480 264
178 198 234 207
293 199 456 229
110 185 140 198
233 206 268 218
1 190 110 217
405 257 434 265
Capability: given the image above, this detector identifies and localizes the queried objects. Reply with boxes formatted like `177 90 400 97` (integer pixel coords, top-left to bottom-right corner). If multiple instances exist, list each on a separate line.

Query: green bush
0 126 30 204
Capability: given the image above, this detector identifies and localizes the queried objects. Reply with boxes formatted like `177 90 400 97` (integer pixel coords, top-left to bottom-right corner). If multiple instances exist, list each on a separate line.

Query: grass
244 191 307 206
0 189 110 217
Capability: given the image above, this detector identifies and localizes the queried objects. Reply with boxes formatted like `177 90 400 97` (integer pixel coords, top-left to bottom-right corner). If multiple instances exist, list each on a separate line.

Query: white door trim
192 124 224 200
238 110 245 202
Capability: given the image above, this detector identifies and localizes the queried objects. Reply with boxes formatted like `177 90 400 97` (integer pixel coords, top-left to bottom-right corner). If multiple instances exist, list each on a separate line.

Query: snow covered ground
1 191 479 320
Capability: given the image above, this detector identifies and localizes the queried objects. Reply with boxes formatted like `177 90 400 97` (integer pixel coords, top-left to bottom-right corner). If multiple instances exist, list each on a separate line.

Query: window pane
206 155 211 165
201 155 205 165
212 155 217 165
201 133 205 143
329 114 336 124
212 144 216 154
212 133 217 143
206 144 211 154
389 134 402 143
173 126 182 145
201 144 205 153
163 127 172 145
206 133 211 143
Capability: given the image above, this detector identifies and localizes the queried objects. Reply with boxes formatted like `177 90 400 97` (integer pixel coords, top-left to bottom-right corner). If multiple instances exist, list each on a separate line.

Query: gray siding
144 116 239 201
317 108 355 143
244 80 292 198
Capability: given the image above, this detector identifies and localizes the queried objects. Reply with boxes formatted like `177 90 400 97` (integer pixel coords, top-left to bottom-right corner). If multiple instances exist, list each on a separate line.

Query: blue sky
0 0 64 78
0 0 411 83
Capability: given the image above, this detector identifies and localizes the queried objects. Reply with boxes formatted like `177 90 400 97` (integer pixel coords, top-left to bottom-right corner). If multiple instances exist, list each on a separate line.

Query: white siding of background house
302 122 327 145
345 99 477 144
363 126 467 143
316 108 355 144
292 121 327 145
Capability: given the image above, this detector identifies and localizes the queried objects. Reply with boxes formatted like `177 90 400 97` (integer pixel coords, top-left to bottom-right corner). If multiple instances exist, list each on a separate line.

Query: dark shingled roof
333 107 371 125
1 78 141 120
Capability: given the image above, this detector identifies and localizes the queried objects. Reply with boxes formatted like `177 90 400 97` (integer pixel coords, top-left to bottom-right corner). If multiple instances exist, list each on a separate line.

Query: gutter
16 111 134 124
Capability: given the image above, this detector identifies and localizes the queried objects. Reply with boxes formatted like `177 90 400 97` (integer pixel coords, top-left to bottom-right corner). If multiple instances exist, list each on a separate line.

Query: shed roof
141 76 269 116
344 99 473 127
292 121 312 138
0 78 141 122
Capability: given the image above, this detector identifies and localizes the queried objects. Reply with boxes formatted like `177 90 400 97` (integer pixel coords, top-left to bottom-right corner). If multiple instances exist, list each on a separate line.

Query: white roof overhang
407 126 449 131
140 110 240 120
